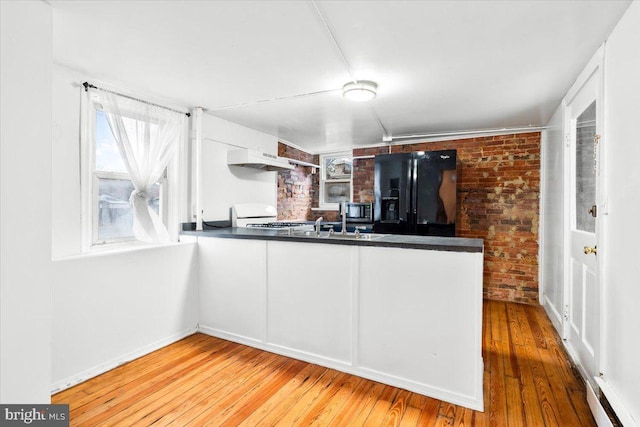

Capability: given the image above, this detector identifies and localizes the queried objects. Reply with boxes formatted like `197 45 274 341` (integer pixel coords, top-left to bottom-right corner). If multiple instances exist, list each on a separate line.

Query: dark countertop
181 227 483 253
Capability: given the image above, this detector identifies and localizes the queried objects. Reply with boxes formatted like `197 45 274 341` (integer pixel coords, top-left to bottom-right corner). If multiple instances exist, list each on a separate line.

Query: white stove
231 204 313 231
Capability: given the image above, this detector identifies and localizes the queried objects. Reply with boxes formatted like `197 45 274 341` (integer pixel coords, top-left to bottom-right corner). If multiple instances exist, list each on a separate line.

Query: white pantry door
563 50 604 389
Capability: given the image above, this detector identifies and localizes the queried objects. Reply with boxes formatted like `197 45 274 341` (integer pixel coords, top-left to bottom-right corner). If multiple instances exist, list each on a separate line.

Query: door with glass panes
564 58 602 389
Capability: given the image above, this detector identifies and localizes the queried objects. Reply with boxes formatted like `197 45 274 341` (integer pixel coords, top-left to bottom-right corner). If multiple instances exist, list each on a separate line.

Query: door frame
561 44 607 386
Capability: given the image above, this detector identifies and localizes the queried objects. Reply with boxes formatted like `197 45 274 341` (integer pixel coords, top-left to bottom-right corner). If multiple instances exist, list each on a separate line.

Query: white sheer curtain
96 90 185 243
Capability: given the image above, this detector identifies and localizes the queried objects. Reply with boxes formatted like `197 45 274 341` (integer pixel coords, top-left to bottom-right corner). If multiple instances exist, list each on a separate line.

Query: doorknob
588 205 597 217
584 246 597 255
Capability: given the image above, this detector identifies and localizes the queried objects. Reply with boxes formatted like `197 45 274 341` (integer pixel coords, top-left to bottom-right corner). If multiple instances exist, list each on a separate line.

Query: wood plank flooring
52 300 596 426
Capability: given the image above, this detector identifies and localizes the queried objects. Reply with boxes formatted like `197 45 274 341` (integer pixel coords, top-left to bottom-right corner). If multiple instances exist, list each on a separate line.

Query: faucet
341 201 348 235
315 217 323 237
354 225 366 239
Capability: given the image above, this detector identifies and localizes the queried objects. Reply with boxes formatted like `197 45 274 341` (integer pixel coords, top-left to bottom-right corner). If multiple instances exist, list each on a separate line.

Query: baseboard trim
586 380 614 427
542 295 563 334
595 377 637 427
197 324 484 411
50 327 197 394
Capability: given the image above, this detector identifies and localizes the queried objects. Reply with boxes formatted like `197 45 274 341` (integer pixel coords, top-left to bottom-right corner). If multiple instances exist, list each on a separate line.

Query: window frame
318 151 353 210
81 91 177 251
91 170 167 246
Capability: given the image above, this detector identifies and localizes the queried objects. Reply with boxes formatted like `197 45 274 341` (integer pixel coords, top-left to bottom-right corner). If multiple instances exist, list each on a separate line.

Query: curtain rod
82 82 191 117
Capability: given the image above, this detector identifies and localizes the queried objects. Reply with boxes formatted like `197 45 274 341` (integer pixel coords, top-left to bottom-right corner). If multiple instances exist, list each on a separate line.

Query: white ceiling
51 0 631 153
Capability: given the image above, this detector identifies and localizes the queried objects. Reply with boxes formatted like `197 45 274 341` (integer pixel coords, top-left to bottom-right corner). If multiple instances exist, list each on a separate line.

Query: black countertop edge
181 221 373 232
181 228 483 253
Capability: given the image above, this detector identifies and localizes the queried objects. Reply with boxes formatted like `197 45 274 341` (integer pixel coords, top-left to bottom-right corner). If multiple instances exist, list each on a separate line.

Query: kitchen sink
290 230 386 241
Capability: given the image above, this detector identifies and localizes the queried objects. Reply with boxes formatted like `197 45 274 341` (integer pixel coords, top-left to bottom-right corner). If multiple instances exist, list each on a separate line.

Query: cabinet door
267 241 353 363
198 238 266 341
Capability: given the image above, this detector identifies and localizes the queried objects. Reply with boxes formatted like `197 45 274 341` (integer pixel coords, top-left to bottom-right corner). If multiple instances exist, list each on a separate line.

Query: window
93 110 164 244
319 151 352 209
81 89 184 250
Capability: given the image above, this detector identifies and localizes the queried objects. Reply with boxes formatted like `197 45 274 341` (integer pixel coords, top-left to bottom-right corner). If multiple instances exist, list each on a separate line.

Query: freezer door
374 153 412 234
413 150 457 236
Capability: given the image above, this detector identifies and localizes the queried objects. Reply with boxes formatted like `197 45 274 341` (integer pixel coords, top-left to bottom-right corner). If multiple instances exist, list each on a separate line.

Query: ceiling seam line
310 0 358 84
204 88 340 112
310 0 390 139
369 106 389 138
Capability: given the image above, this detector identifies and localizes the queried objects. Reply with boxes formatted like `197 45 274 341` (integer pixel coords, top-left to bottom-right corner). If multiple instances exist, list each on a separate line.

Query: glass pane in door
575 101 596 233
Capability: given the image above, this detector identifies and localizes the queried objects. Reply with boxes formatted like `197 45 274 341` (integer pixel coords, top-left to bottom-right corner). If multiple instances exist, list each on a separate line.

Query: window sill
52 238 196 262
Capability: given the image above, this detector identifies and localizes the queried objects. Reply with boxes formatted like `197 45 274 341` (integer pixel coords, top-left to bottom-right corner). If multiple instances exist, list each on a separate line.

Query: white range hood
227 148 294 171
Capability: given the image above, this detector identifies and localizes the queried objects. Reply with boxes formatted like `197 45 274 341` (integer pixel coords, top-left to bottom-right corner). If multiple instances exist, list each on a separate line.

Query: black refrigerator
374 150 457 236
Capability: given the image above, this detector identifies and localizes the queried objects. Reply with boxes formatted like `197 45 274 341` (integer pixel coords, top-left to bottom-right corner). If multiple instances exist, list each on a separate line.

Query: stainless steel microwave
340 202 373 223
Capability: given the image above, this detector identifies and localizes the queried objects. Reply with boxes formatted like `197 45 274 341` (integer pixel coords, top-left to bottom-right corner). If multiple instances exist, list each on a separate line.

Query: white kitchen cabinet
196 233 483 410
267 241 353 363
198 237 266 342
358 246 483 403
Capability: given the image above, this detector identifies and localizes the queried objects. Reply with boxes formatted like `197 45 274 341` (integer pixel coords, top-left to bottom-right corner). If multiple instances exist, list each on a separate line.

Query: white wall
601 0 640 423
51 244 198 391
540 105 565 332
542 2 640 423
200 114 277 221
51 64 84 259
50 51 199 391
0 1 53 403
48 8 283 390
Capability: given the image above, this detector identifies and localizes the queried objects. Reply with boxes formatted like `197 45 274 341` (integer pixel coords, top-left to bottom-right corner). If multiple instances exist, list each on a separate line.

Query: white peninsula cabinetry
197 235 484 410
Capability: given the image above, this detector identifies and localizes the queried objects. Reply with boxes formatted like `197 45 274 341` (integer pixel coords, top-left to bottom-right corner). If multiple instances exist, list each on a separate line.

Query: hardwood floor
52 300 596 426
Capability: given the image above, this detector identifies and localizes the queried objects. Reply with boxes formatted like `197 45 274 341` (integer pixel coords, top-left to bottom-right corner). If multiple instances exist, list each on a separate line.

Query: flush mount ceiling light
342 80 377 102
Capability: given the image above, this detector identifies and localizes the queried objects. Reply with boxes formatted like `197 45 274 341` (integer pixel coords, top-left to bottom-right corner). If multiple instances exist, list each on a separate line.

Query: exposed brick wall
354 133 541 304
352 146 389 203
277 143 340 222
278 133 541 304
277 144 315 221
